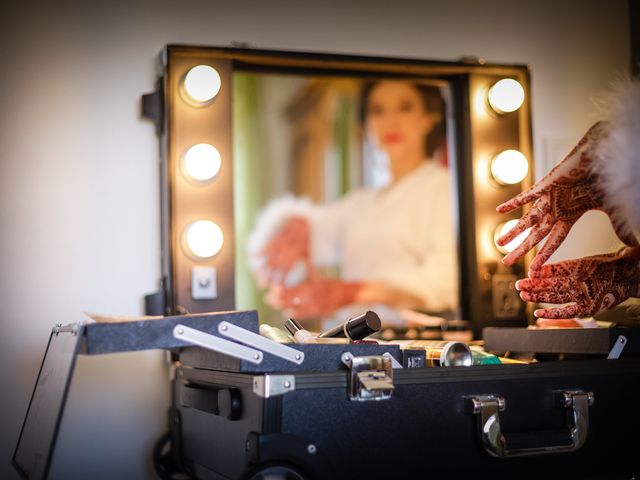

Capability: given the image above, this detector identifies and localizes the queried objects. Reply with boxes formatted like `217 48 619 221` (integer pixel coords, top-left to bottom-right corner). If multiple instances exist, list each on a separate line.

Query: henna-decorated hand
496 122 638 271
515 246 640 319
258 217 314 285
265 279 362 319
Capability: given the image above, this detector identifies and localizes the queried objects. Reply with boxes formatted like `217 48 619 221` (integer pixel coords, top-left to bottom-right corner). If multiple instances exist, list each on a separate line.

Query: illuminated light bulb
494 219 531 254
182 144 221 183
488 78 525 114
183 65 221 103
491 149 529 185
184 221 224 259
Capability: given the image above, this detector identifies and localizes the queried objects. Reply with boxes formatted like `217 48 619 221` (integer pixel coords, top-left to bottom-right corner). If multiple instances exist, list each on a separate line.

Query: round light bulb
182 144 221 183
494 219 531 254
183 65 221 103
491 149 529 185
488 78 525 114
184 220 224 259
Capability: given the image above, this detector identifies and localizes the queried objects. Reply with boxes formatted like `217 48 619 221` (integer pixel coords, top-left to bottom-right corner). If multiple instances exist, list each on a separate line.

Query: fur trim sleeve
594 78 640 232
246 194 315 273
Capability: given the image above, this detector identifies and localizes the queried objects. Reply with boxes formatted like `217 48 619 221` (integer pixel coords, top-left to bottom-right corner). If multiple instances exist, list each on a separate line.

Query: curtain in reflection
284 79 360 202
234 75 362 324
233 73 270 319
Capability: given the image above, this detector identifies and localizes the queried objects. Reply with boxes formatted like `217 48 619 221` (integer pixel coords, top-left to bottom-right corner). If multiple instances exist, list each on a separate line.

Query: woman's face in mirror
365 81 438 160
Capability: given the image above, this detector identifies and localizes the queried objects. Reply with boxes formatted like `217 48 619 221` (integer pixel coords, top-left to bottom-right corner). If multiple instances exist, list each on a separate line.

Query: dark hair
359 80 446 159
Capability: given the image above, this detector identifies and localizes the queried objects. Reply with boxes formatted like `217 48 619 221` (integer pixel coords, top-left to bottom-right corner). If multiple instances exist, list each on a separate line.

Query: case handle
467 390 594 458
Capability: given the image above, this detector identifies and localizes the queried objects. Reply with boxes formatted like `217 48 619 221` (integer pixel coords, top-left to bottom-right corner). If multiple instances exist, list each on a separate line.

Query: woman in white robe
249 80 457 319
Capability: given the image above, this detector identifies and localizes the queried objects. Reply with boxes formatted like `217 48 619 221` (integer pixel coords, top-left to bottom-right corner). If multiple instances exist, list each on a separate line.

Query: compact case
13 311 640 480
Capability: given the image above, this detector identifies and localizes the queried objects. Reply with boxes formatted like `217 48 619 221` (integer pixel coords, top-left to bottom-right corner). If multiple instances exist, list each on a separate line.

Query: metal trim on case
173 324 263 364
253 375 296 398
607 335 627 359
218 321 305 364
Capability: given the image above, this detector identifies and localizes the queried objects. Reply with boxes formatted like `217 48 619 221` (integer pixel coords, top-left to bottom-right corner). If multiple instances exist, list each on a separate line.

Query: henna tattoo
497 122 638 269
261 217 313 284
274 278 362 318
516 247 640 318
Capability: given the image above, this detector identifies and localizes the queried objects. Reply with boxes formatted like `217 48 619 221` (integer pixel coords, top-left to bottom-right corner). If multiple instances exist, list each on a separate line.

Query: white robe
247 161 458 312
307 161 458 312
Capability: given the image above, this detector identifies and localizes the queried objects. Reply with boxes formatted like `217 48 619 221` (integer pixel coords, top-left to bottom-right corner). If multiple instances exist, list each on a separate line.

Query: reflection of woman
249 80 457 319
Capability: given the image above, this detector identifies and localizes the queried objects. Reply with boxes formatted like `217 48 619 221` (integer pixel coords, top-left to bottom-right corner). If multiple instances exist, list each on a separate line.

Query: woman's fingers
520 288 569 304
502 221 552 266
264 285 284 308
529 221 572 271
496 187 542 214
528 259 576 279
534 303 581 319
496 207 541 247
517 275 570 291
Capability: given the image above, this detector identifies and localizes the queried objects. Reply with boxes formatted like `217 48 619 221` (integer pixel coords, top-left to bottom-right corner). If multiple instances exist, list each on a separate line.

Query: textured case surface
176 358 640 479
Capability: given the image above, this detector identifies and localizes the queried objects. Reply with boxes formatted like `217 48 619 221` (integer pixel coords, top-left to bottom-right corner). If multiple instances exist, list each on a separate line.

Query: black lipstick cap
318 311 381 340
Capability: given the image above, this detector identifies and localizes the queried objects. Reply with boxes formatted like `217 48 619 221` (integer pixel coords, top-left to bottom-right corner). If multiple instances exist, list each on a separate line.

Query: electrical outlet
191 266 217 300
492 273 521 319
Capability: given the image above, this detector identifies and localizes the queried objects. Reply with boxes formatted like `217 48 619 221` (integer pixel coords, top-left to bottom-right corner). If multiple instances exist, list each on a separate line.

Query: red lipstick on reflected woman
383 132 404 144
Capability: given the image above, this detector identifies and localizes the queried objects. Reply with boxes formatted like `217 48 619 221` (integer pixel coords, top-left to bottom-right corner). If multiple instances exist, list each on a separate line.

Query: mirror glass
233 71 459 329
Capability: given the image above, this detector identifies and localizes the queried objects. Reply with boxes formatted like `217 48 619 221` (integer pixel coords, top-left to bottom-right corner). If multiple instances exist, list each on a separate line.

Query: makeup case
13 311 640 480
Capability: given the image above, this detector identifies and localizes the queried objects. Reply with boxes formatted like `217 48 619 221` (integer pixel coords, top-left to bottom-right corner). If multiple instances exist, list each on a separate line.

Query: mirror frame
142 44 535 336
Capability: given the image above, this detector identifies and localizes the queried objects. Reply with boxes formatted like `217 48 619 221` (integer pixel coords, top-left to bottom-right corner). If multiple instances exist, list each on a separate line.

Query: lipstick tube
318 311 381 341
283 318 317 344
283 318 351 344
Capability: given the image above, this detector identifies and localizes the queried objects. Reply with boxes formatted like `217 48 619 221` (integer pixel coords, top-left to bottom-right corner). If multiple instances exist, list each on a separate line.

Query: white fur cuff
246 194 315 273
595 78 640 232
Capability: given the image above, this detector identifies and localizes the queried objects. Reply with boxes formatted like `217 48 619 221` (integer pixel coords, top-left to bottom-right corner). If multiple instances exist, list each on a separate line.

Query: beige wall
0 0 629 478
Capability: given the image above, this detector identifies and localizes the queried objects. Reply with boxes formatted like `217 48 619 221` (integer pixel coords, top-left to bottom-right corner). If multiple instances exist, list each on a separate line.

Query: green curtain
233 73 270 322
334 94 356 196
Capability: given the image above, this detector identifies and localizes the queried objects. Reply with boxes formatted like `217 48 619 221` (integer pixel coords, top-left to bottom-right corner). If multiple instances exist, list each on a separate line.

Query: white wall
0 0 629 478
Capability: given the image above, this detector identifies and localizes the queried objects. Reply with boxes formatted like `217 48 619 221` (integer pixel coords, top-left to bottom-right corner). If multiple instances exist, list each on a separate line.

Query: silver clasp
341 353 394 402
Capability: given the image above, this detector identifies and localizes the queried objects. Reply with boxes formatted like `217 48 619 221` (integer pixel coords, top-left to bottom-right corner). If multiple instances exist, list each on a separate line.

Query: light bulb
184 220 224 259
182 144 221 183
491 149 529 185
183 65 221 104
494 219 531 254
488 78 525 114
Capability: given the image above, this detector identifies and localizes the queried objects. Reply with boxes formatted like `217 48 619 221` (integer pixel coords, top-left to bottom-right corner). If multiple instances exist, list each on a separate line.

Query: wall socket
492 273 521 319
191 266 217 300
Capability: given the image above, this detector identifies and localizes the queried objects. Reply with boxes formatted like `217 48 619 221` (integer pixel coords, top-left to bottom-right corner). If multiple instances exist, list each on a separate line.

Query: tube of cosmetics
259 324 295 343
317 311 381 341
284 318 350 344
403 340 472 367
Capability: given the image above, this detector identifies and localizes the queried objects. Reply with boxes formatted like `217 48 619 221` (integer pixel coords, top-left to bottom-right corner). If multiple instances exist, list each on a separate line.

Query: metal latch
341 352 394 401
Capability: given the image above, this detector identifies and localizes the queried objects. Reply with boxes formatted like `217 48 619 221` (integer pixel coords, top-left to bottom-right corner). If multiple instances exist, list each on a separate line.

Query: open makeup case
13 311 640 479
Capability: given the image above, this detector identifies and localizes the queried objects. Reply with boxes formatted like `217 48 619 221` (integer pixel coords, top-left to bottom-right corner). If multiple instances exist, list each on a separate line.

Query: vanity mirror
142 45 534 335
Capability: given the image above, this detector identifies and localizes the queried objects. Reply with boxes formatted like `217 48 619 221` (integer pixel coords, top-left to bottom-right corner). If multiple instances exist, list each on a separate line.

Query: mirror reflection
233 73 458 328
